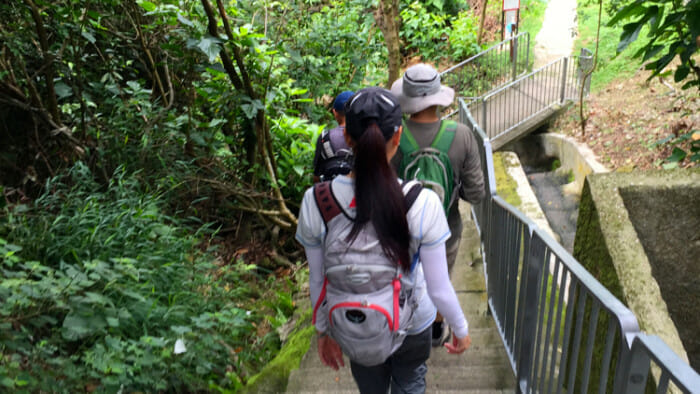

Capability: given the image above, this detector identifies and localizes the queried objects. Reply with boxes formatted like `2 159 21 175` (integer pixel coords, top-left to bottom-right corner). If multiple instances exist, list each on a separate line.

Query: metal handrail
467 55 583 147
440 31 531 78
441 32 531 118
620 334 700 393
459 97 700 393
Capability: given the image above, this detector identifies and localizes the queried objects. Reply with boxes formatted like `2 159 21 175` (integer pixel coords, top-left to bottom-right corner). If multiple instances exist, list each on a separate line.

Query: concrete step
286 366 355 392
459 327 506 348
285 201 516 393
429 391 515 394
428 344 511 368
287 364 516 393
427 365 517 391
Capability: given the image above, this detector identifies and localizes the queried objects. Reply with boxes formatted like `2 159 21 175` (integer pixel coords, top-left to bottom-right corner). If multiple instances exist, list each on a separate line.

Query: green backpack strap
399 119 419 154
431 120 457 152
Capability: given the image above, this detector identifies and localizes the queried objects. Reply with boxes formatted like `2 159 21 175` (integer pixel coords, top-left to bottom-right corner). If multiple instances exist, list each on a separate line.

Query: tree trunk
477 0 489 45
375 0 401 87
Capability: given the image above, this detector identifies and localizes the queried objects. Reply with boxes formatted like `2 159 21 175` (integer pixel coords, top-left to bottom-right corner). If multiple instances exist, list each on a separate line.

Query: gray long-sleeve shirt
391 118 486 268
391 118 485 205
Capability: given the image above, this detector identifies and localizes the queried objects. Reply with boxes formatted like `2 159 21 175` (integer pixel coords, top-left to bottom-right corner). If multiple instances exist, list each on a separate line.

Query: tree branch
23 0 61 124
200 0 244 90
215 0 255 98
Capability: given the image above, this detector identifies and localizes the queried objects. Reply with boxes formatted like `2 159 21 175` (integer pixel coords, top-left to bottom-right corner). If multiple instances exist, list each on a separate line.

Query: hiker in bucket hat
391 63 455 114
296 87 471 393
391 63 485 348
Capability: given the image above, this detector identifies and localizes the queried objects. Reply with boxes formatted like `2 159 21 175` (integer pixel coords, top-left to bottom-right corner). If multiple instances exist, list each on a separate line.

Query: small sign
504 9 518 39
503 0 520 11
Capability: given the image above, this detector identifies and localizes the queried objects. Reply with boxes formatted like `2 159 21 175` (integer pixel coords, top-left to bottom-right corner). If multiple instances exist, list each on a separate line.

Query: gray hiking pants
349 326 432 394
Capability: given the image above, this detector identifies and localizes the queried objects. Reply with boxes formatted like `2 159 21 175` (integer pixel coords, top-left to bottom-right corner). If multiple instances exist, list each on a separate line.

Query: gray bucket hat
390 63 455 114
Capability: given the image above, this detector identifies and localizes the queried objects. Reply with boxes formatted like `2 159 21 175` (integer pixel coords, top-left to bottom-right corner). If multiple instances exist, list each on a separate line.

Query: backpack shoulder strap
313 181 342 224
399 120 420 154
319 129 334 160
431 120 457 152
401 180 423 211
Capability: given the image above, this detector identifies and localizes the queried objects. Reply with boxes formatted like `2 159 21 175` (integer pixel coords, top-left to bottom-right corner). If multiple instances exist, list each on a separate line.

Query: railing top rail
630 334 700 389
440 32 529 76
459 98 496 196
466 93 641 343
483 55 573 100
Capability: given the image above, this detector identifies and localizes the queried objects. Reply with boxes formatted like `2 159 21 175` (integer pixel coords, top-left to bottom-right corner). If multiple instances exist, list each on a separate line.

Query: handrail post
481 98 488 138
559 57 568 103
617 339 651 393
511 35 518 82
516 231 543 393
526 33 530 72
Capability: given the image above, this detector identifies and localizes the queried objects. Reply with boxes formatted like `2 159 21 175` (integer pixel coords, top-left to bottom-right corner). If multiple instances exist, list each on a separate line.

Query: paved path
286 201 516 393
534 0 577 68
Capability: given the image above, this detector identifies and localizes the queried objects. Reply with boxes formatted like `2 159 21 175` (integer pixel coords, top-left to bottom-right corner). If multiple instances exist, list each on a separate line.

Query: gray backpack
312 180 422 366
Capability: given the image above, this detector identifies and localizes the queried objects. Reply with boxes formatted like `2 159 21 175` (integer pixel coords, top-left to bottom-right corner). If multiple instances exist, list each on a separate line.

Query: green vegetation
519 0 548 46
0 163 295 391
0 0 499 390
574 2 647 92
400 1 481 63
608 0 699 90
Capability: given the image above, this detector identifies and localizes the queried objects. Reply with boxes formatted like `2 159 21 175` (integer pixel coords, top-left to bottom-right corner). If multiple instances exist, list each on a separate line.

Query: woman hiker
296 87 471 393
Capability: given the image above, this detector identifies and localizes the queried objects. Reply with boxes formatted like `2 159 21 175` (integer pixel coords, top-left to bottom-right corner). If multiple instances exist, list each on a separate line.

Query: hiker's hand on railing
317 333 345 370
445 333 471 354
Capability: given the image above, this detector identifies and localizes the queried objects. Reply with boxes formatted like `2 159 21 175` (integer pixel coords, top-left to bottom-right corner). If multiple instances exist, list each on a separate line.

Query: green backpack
398 120 457 213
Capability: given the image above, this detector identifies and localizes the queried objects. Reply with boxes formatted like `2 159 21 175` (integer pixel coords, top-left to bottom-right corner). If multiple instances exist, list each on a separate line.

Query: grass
519 0 548 41
573 3 647 93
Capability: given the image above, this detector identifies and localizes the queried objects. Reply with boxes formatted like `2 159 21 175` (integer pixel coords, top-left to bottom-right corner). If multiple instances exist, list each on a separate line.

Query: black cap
344 87 402 141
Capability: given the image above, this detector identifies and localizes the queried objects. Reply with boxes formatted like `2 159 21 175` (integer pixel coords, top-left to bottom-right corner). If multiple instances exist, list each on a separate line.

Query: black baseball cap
344 87 402 141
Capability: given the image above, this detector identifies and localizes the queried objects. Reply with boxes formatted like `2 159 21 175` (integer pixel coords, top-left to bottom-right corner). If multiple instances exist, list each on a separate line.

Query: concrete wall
503 132 609 195
620 182 700 371
573 169 700 371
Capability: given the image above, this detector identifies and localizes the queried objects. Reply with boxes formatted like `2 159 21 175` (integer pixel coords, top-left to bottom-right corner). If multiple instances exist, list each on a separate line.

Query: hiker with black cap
313 90 355 183
391 63 485 348
296 87 471 393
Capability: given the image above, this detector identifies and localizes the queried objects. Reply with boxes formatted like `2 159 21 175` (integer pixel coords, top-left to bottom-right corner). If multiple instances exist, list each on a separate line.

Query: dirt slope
553 70 699 171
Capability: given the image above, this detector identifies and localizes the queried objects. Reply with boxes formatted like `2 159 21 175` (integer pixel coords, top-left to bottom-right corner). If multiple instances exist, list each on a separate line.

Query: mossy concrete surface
620 180 700 371
498 151 559 242
242 300 314 393
505 132 609 196
574 169 699 369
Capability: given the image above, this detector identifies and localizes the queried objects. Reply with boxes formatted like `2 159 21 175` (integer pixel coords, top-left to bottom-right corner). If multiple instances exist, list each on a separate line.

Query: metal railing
441 32 594 150
620 334 700 393
467 50 592 149
441 32 531 117
460 98 700 393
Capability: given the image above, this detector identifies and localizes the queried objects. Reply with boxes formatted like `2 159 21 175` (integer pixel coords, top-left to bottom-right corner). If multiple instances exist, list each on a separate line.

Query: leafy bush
607 0 700 90
266 1 386 123
400 2 451 61
449 10 482 60
270 115 322 206
0 163 293 392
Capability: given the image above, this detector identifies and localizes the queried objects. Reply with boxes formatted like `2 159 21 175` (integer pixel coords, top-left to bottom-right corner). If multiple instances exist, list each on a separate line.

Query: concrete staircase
286 201 516 393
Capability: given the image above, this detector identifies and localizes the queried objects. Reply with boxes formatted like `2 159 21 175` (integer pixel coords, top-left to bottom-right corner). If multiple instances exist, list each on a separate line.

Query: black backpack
317 127 353 181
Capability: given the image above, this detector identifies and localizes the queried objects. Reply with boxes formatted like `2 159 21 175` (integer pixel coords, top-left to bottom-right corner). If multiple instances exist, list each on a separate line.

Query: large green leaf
607 0 646 26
